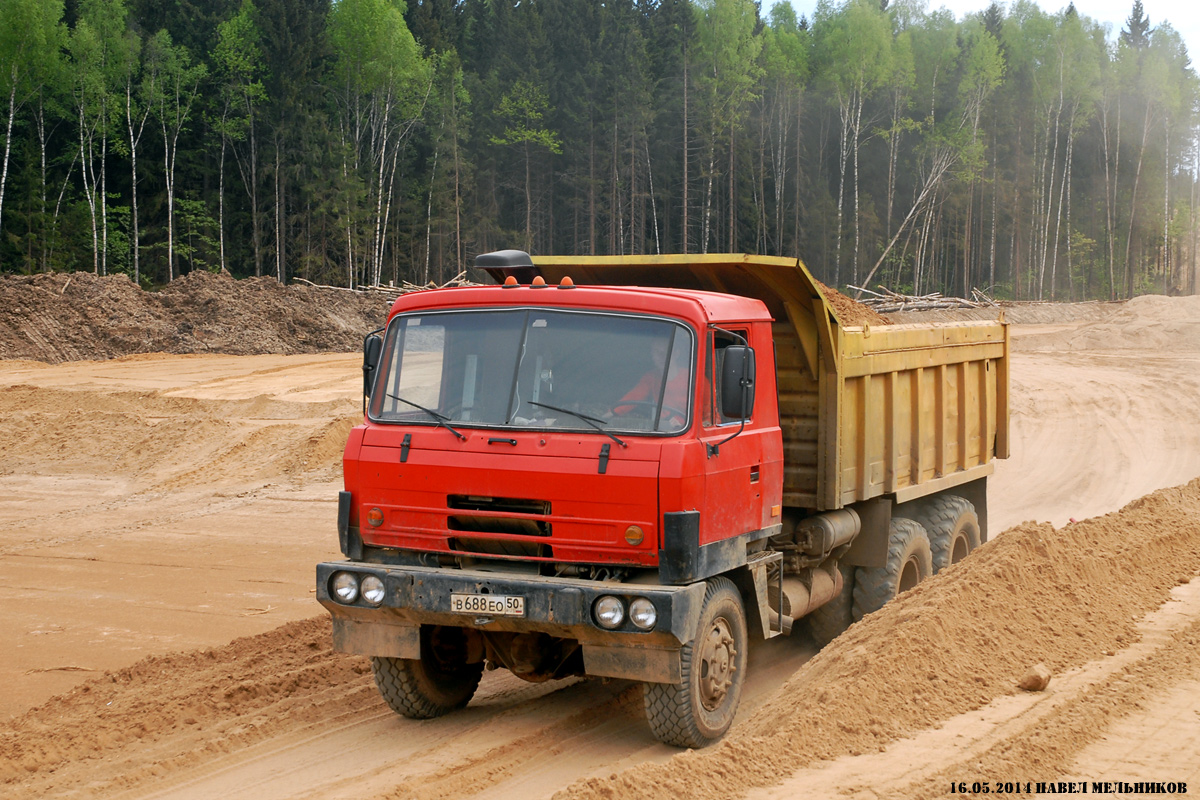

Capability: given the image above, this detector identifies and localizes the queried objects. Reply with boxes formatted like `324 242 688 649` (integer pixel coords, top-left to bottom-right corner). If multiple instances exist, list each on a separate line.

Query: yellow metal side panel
837 321 1006 506
996 322 1011 458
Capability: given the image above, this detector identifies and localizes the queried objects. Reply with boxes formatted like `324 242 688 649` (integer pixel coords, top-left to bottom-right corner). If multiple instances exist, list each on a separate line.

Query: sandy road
3 302 1200 798
0 354 357 719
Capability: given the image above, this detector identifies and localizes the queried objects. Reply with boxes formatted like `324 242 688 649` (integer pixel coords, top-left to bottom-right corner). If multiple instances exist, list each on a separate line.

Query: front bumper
316 561 706 682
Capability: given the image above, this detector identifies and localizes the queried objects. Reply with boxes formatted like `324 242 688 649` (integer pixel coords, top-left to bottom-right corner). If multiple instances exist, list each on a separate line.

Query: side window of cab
702 329 750 428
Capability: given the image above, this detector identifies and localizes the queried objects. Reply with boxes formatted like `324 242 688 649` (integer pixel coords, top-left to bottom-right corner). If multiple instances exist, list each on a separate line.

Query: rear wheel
644 577 747 748
371 625 484 719
805 562 856 648
912 495 981 573
852 518 933 621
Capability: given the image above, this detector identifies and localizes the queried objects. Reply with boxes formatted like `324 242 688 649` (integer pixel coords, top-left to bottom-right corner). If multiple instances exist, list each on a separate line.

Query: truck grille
447 515 551 537
447 495 551 515
446 494 552 539
449 537 550 558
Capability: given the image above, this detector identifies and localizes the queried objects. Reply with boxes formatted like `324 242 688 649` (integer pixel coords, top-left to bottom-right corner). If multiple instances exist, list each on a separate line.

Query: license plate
449 592 525 617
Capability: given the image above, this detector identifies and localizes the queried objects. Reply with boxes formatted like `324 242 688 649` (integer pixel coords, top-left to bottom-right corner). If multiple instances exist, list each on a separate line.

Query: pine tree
1120 0 1150 50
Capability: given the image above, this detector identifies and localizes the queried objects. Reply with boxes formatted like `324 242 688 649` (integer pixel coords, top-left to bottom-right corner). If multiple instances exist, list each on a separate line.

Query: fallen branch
295 271 479 296
847 284 997 313
292 277 361 293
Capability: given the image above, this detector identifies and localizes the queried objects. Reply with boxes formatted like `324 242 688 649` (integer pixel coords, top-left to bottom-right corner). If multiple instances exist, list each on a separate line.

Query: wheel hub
698 616 737 710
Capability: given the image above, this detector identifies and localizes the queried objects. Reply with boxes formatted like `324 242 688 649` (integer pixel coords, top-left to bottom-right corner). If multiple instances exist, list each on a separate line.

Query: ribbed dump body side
835 321 1009 507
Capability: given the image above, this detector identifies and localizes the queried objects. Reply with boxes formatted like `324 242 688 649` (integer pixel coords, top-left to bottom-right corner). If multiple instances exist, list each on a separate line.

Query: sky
770 0 1200 64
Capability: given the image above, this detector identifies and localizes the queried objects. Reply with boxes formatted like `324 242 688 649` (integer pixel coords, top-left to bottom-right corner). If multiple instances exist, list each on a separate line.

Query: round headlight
593 595 626 629
630 598 657 630
360 575 386 606
331 572 359 604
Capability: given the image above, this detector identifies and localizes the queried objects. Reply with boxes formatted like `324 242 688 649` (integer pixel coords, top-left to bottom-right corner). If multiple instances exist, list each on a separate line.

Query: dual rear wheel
913 495 981 574
810 494 980 641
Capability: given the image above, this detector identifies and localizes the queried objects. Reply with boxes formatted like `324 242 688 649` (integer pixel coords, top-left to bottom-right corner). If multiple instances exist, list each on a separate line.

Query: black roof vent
475 249 534 269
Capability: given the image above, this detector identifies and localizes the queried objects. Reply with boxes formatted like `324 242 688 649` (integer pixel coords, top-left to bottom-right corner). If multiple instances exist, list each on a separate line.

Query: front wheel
644 577 747 748
371 625 484 719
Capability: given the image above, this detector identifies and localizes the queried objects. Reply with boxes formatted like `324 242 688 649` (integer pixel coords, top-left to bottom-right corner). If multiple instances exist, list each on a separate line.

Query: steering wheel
613 400 688 420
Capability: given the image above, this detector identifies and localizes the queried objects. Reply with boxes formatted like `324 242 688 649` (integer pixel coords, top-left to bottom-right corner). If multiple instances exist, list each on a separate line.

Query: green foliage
329 0 428 111
173 196 219 271
694 0 764 130
0 0 1197 304
490 81 562 154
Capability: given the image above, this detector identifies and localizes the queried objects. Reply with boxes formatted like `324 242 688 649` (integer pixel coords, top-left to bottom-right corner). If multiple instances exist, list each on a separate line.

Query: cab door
698 326 781 547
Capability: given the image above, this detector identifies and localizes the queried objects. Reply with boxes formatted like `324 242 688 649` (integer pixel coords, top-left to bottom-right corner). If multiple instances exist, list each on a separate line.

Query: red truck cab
318 251 784 747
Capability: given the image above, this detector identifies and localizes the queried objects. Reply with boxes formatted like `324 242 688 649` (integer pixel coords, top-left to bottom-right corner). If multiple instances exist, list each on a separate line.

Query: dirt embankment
1011 294 1200 351
885 300 1124 326
557 481 1200 800
0 271 389 363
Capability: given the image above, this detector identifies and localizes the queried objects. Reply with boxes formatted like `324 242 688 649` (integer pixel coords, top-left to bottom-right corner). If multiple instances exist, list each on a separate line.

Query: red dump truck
316 252 1010 747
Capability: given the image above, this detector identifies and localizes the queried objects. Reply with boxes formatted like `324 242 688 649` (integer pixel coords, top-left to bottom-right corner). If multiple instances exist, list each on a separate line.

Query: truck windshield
368 309 694 435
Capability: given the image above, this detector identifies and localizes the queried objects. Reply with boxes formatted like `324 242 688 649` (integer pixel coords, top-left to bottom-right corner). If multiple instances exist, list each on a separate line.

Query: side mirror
362 334 383 398
719 345 755 420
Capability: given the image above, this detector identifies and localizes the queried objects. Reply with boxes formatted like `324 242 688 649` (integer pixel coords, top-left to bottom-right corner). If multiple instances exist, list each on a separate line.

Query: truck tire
911 495 980 573
370 626 484 719
644 577 747 748
805 562 856 648
852 518 932 621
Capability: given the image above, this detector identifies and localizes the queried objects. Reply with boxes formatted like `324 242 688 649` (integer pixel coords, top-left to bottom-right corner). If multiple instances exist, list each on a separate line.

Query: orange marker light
558 276 575 289
624 525 644 546
503 275 519 287
531 275 547 287
367 507 385 527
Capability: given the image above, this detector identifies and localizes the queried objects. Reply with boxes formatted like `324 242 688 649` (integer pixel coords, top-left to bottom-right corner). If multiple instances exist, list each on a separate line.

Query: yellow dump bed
511 254 1010 512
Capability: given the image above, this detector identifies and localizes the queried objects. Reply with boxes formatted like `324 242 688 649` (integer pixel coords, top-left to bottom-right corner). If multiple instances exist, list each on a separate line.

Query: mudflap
730 549 785 639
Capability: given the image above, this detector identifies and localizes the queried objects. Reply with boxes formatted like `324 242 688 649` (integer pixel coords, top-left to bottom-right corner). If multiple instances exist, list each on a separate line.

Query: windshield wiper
387 394 466 440
529 401 626 448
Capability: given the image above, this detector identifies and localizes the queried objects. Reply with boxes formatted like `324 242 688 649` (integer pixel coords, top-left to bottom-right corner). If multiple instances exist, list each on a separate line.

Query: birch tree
815 0 891 285
329 0 431 286
693 0 762 253
70 0 130 275
760 5 809 256
214 0 265 277
0 0 65 267
148 30 206 281
119 28 158 284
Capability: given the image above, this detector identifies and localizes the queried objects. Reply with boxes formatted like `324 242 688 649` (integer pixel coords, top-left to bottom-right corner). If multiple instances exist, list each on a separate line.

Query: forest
0 0 1197 300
